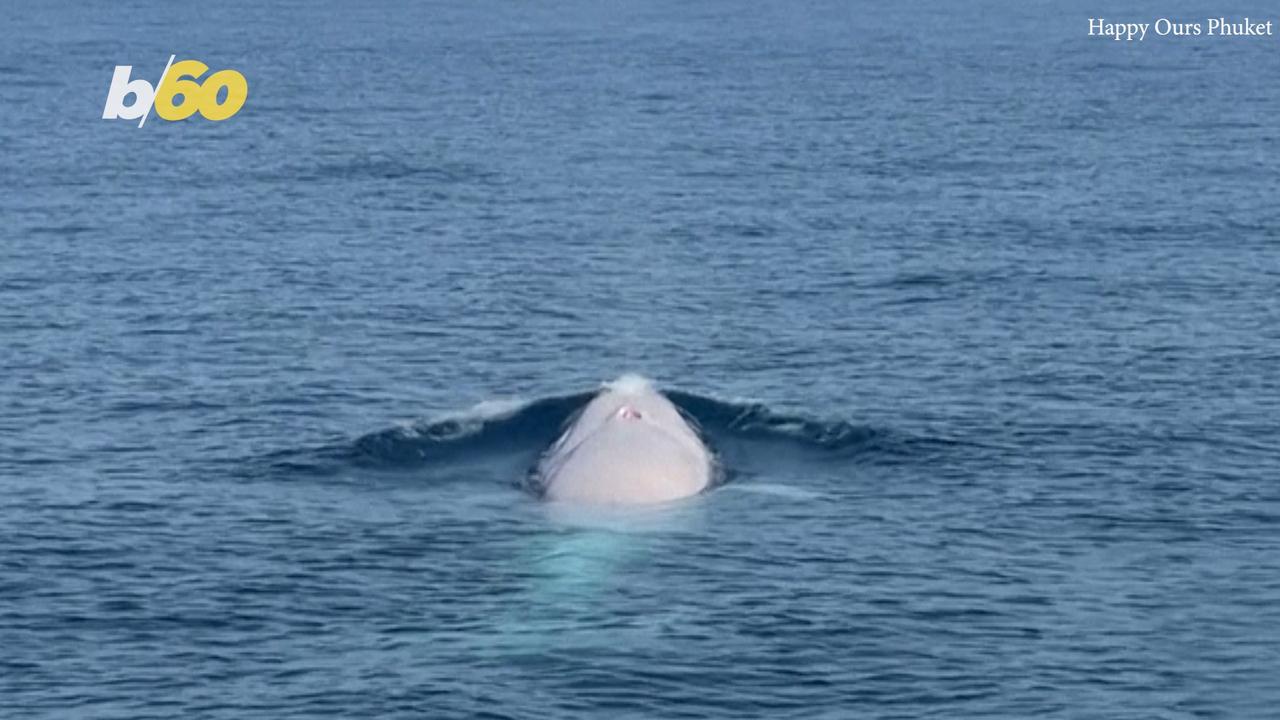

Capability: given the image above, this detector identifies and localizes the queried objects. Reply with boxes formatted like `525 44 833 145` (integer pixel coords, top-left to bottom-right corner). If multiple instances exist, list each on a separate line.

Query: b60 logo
103 55 248 127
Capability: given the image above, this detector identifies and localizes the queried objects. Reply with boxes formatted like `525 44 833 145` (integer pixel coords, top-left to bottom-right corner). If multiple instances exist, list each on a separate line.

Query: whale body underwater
532 378 714 505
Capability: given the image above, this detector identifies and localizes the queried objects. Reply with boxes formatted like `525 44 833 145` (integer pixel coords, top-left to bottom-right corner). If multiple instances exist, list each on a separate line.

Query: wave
257 380 954 486
350 392 594 468
663 389 878 452
349 384 881 468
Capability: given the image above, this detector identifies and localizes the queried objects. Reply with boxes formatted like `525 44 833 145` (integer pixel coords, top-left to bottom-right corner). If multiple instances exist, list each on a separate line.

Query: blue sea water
3 0 1280 717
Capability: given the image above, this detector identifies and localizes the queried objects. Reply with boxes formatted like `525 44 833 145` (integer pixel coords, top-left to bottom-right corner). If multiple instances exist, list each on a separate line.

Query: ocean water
3 0 1280 717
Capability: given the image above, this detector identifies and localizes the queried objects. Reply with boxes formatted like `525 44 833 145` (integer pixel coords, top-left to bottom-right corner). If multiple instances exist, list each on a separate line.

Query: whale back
536 381 712 504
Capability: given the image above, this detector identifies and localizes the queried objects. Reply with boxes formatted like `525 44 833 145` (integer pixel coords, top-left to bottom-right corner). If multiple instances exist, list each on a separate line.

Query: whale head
534 377 713 505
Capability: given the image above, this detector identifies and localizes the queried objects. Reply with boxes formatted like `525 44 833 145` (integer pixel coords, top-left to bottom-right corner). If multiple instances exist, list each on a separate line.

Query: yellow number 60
155 60 248 122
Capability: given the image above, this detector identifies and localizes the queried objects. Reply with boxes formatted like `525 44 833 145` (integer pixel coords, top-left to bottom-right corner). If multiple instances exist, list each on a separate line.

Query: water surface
2 0 1279 717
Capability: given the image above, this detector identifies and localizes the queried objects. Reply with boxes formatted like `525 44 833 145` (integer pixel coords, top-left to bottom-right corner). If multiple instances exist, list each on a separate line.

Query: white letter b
102 66 154 120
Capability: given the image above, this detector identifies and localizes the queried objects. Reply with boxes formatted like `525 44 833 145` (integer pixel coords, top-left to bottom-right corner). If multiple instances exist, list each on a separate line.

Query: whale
534 377 714 505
